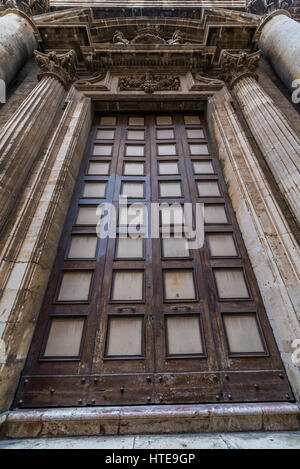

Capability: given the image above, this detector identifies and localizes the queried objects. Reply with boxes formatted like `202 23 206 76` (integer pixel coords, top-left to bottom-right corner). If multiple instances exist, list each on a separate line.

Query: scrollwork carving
0 0 50 15
119 72 180 94
246 0 293 15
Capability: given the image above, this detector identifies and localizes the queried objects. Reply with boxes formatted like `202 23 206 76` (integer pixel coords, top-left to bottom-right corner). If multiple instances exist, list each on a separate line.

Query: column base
1 403 300 439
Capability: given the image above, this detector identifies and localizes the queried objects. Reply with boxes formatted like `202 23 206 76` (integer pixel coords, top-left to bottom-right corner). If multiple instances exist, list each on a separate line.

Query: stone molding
34 50 78 89
220 50 262 88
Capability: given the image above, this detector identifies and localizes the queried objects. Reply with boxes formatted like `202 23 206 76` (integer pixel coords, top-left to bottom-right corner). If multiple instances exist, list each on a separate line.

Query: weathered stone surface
1 431 300 449
221 51 300 228
258 11 300 91
0 87 91 413
0 10 37 86
1 403 299 439
208 86 300 399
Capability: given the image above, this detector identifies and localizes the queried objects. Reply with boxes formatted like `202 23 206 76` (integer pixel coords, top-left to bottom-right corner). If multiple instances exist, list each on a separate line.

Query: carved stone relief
246 0 293 15
112 27 189 45
0 0 50 15
119 72 180 93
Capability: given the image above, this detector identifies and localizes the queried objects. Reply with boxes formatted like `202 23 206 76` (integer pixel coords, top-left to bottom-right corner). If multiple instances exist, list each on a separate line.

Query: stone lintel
1 403 300 439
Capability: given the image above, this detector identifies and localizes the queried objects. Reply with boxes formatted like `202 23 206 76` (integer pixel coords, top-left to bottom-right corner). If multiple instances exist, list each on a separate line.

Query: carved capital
220 50 261 88
34 50 78 89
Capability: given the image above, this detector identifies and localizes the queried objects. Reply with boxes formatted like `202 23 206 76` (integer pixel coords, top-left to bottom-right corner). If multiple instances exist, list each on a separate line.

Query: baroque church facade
0 0 300 437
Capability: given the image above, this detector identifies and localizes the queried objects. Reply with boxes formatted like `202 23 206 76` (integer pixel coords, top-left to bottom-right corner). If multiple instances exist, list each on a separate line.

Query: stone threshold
1 403 300 439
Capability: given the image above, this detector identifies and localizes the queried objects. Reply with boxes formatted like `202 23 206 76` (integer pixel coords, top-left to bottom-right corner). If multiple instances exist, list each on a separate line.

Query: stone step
1 402 300 439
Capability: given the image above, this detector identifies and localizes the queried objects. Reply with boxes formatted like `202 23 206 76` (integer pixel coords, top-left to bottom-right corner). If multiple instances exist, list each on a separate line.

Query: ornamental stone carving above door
119 72 181 93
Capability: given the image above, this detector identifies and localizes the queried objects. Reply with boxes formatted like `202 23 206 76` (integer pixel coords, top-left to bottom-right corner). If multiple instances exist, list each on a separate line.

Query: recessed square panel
157 129 175 139
159 181 182 197
158 161 179 175
100 116 117 125
166 316 203 355
206 233 238 257
106 316 143 356
116 236 143 259
193 160 214 174
68 235 98 259
204 205 227 224
126 145 144 157
129 117 144 126
119 204 146 227
162 237 189 258
93 144 113 156
214 268 249 299
156 116 172 125
197 181 221 197
164 269 196 300
189 144 209 155
123 162 144 175
186 128 204 139
112 271 144 301
121 182 144 198
223 313 265 354
96 129 115 140
83 181 107 198
157 144 176 156
127 130 145 140
184 115 201 125
88 162 110 175
44 318 84 357
161 204 184 226
76 205 102 225
57 271 92 302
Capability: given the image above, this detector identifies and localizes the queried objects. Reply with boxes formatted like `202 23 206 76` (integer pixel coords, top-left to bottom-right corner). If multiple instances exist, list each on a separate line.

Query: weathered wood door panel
15 113 293 408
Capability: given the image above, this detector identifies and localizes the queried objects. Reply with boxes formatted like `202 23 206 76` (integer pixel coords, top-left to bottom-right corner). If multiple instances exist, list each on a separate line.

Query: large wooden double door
15 113 292 407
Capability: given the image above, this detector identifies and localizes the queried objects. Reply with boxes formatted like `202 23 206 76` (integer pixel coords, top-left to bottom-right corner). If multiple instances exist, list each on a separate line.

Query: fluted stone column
222 50 300 227
257 10 300 91
0 50 77 232
0 9 37 86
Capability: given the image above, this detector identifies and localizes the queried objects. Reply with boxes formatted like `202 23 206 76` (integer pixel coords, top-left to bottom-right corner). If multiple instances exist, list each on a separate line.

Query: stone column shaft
0 76 65 232
257 11 300 91
221 50 300 227
0 49 78 233
208 86 300 399
0 10 37 86
233 75 300 226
